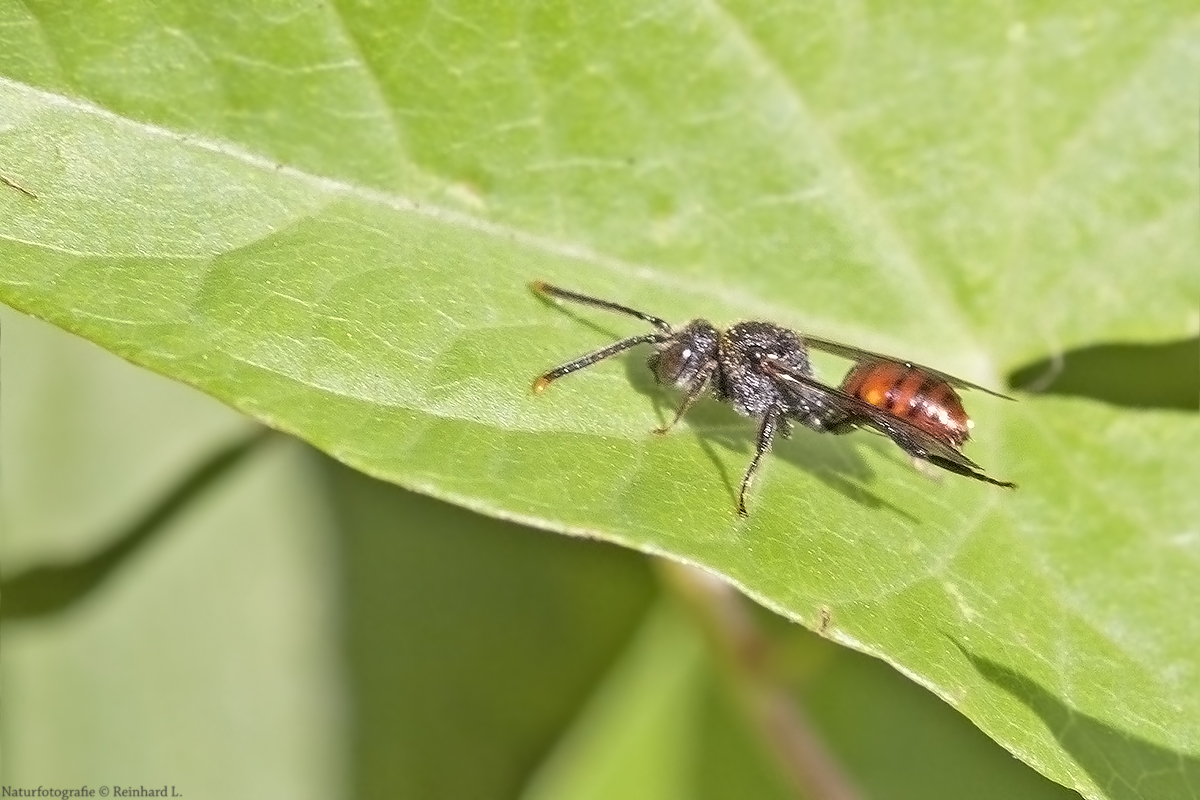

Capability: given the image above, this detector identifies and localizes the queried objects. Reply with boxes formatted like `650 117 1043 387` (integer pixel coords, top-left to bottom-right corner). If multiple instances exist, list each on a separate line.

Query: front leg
737 405 785 517
653 359 717 436
533 332 667 392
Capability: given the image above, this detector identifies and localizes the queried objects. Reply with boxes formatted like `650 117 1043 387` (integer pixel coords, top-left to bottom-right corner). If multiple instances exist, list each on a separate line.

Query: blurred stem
658 560 862 800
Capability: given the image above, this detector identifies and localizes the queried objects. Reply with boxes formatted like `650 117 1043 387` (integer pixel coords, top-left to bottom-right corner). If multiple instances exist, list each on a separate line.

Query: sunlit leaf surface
2 3 1197 797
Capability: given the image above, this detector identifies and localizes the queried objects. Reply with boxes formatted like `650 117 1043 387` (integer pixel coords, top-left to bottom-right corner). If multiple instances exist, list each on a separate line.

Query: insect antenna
532 281 673 333
531 281 673 392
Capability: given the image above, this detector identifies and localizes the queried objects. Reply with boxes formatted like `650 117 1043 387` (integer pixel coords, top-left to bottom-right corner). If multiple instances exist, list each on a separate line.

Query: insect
531 281 1015 515
794 335 1015 453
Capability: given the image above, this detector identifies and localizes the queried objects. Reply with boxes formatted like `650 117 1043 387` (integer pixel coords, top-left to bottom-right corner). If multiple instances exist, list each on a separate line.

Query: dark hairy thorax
713 322 817 417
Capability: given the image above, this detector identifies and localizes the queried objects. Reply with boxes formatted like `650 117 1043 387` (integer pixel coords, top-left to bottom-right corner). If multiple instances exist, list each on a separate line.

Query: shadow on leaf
618 354 918 520
1008 337 1198 411
0 429 271 622
955 642 1200 800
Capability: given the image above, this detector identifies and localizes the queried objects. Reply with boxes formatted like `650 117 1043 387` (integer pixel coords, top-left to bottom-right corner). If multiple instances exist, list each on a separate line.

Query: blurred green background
2 294 1101 799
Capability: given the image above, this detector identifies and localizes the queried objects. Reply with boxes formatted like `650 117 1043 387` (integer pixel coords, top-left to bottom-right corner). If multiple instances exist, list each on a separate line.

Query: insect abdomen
840 362 972 447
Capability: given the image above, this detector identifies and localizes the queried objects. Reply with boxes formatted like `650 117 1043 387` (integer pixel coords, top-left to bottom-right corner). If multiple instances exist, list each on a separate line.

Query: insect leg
737 406 784 517
533 333 667 392
653 360 717 435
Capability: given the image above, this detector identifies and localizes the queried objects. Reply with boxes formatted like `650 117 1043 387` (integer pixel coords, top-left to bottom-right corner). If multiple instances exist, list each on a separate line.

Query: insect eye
650 345 688 384
650 339 710 388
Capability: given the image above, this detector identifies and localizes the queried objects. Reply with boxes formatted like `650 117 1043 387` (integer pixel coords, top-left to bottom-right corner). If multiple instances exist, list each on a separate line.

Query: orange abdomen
840 362 972 447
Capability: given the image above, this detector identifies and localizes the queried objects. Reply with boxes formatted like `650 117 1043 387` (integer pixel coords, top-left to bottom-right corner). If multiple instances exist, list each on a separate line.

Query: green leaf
1 429 270 621
0 311 1107 798
521 601 797 800
1 3 1196 797
324 455 658 800
0 312 345 797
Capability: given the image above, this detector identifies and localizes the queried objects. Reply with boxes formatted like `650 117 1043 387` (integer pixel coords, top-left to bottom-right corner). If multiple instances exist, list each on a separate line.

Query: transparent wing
767 364 1016 488
802 335 1014 399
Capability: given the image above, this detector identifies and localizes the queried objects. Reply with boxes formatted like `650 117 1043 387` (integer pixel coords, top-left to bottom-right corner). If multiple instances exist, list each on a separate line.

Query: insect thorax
714 322 815 417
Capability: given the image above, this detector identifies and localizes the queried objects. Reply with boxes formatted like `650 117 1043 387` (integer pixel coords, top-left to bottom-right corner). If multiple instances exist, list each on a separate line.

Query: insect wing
768 365 1015 487
801 335 1013 399
769 366 978 465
